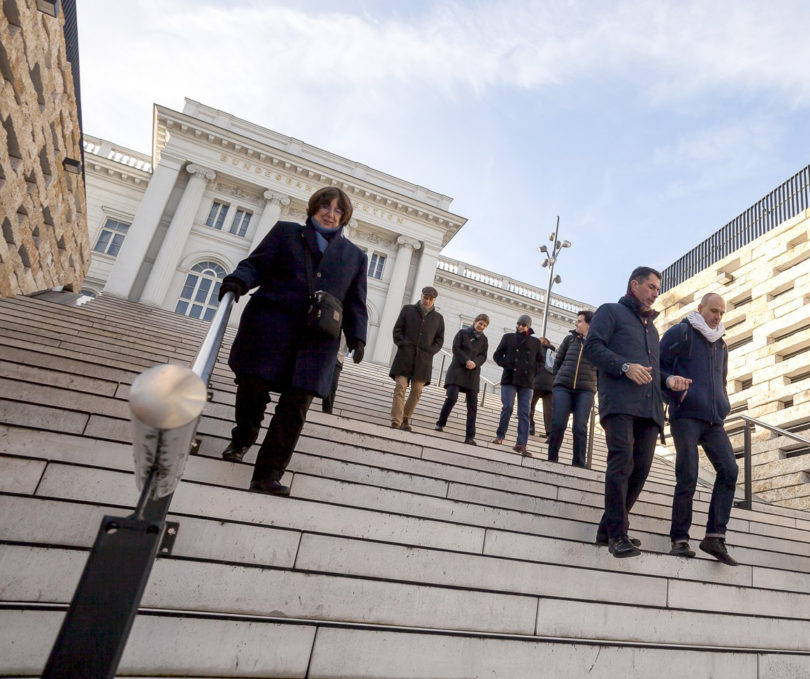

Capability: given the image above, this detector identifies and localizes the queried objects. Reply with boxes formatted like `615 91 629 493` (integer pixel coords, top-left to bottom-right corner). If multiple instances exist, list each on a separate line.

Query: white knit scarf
686 310 725 343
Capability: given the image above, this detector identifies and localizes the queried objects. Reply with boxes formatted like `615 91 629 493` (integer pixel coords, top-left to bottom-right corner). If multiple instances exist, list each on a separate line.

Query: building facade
83 99 589 376
658 165 810 508
0 0 89 298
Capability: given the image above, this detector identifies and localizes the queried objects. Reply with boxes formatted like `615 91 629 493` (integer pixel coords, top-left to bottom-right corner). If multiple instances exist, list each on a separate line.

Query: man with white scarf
661 293 739 565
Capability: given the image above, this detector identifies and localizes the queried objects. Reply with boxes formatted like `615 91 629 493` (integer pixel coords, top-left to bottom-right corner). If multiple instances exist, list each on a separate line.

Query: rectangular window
205 200 229 230
93 218 130 257
230 208 252 237
368 253 386 279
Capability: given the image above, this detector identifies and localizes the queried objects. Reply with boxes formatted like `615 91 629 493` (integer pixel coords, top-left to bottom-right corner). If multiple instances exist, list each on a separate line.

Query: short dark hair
474 313 490 324
577 309 593 324
307 186 353 226
627 266 661 290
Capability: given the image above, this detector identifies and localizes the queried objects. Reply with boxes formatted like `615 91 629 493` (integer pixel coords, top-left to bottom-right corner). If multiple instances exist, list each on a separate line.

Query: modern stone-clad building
657 165 810 508
82 99 590 380
0 0 89 298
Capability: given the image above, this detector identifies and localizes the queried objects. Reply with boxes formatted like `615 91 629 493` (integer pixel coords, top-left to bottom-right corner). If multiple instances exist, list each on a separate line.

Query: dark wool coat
389 303 445 384
532 342 556 392
553 330 597 393
493 329 544 389
584 296 671 428
660 320 730 425
225 219 368 399
443 327 489 393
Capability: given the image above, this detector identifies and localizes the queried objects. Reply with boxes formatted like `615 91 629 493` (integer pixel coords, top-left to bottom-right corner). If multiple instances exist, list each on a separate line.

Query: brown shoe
400 419 412 432
491 437 504 444
699 537 738 566
514 444 531 456
391 422 400 428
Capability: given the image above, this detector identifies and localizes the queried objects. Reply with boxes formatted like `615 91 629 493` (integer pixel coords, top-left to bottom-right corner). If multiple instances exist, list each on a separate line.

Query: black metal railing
42 293 236 679
662 164 810 291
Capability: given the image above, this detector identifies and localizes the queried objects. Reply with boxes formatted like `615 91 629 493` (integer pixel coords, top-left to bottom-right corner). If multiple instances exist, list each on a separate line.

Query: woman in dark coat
218 186 368 495
434 314 489 445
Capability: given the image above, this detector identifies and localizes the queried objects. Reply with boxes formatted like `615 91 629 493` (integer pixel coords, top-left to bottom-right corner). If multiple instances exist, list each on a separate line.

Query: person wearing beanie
435 313 490 444
584 266 689 558
491 314 545 456
389 286 445 431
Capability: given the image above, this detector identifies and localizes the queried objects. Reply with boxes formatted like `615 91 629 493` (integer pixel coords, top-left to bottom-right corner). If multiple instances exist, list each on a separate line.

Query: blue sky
77 0 810 306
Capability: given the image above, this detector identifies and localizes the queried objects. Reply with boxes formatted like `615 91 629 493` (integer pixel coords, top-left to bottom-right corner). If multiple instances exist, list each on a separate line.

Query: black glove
218 279 245 302
348 339 365 364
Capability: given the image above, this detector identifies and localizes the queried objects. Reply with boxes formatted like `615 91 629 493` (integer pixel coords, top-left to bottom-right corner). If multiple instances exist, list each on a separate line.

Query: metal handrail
725 414 810 510
43 293 235 678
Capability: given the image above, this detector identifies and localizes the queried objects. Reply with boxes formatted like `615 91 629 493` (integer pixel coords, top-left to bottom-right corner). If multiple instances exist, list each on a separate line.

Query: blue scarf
311 217 342 253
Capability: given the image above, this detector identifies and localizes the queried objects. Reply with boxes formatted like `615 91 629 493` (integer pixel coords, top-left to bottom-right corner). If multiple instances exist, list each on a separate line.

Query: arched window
175 261 227 321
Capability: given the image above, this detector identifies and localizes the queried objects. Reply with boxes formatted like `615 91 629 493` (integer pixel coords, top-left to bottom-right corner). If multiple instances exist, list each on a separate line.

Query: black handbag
304 244 343 340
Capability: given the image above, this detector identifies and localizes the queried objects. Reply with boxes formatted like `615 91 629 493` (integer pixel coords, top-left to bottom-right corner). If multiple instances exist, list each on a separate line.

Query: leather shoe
699 537 738 566
434 423 444 432
608 536 641 558
670 541 696 557
249 478 290 496
222 442 249 462
596 535 641 548
513 444 531 456
464 438 477 446
400 419 412 432
491 437 503 444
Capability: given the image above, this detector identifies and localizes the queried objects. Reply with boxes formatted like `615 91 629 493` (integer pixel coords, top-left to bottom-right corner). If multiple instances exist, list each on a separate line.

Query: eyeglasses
318 203 344 216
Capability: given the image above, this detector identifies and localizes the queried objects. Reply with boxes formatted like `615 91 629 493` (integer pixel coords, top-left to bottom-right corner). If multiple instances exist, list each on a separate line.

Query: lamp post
537 216 572 339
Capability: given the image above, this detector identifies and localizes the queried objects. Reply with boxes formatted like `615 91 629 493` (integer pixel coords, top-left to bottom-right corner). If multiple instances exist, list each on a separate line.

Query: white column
413 244 440 298
371 235 421 364
249 190 290 252
140 163 216 306
103 154 183 299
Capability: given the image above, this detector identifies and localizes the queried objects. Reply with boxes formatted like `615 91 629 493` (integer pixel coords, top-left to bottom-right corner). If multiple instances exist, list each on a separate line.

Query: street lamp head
561 240 572 248
538 245 548 254
541 259 549 268
553 274 562 284
549 233 556 241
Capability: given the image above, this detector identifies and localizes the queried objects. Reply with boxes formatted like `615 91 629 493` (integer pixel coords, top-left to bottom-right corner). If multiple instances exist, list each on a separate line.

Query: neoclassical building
657 164 810 508
82 99 590 380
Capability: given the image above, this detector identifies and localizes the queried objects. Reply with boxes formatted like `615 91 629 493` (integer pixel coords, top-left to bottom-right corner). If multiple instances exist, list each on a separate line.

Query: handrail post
43 294 234 678
438 354 446 386
586 403 596 469
736 419 754 510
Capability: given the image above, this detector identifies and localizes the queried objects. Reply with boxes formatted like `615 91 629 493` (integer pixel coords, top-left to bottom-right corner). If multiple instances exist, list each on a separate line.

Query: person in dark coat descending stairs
434 314 490 445
389 287 445 431
217 187 368 496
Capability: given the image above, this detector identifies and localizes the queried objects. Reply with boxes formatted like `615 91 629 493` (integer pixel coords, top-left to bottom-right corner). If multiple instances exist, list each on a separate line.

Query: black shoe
529 424 536 436
222 442 249 462
464 438 477 445
434 423 444 432
249 478 290 496
596 535 641 548
547 456 559 463
699 537 738 566
670 541 696 558
608 536 641 558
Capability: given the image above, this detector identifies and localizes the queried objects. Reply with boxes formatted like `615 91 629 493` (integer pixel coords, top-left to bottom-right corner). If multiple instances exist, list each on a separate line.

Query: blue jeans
497 385 533 445
669 418 738 542
547 387 595 466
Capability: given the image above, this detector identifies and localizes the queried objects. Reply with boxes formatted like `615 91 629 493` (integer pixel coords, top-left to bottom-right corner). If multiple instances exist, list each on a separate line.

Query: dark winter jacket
584 295 672 428
553 330 597 392
493 329 544 389
390 303 445 384
660 319 730 425
532 341 556 393
225 219 368 398
443 327 489 393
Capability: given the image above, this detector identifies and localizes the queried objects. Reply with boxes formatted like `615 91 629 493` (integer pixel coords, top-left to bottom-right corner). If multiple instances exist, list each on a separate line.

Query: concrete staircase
2 292 810 677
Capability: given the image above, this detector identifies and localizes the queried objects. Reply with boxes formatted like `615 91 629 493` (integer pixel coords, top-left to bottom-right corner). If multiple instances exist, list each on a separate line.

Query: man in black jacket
584 267 690 557
389 287 445 431
492 314 544 456
548 310 597 467
661 293 739 565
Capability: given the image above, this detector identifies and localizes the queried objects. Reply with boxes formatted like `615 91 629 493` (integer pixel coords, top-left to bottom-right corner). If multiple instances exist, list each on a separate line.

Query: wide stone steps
2 292 810 677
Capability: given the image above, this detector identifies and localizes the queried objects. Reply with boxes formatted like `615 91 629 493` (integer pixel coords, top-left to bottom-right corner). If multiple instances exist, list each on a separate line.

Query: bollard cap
130 364 207 429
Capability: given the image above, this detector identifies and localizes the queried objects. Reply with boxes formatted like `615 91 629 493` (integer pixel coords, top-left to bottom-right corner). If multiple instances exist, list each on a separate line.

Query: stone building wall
657 208 810 508
0 0 89 298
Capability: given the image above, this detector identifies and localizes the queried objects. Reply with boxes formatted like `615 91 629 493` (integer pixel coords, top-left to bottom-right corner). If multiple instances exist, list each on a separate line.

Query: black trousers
231 373 313 483
437 385 478 439
597 414 660 540
530 389 553 435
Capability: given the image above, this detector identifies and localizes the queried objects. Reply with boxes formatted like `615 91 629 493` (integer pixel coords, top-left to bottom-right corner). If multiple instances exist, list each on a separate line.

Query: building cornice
152 103 465 246
83 135 152 187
